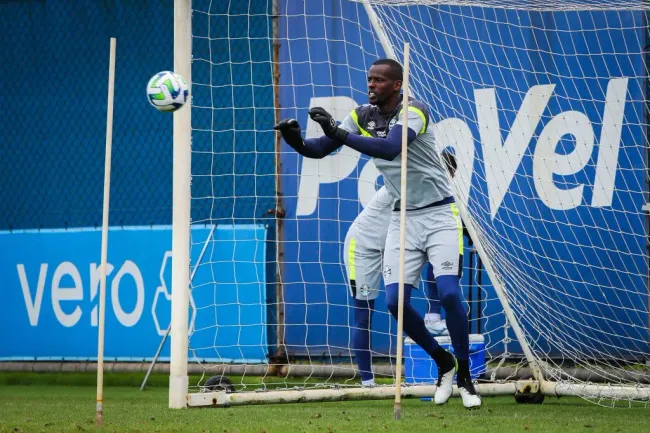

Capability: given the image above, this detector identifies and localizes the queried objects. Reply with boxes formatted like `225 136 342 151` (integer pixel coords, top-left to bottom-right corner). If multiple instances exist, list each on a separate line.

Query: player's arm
274 118 342 159
345 125 416 160
274 109 363 159
308 107 419 160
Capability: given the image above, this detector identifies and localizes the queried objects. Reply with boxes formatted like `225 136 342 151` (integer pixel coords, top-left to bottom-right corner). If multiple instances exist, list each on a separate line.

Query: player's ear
393 79 403 92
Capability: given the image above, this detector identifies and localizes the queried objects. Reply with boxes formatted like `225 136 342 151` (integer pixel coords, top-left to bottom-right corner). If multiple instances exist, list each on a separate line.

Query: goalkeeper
274 58 480 408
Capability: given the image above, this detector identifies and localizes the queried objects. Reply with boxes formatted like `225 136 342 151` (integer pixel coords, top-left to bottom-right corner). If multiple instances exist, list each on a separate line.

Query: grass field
0 372 648 433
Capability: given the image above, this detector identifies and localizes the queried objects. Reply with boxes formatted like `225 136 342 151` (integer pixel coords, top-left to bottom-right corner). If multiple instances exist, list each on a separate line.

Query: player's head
441 149 457 178
368 59 403 106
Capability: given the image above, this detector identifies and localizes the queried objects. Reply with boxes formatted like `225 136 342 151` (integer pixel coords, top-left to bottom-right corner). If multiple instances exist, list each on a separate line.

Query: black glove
308 107 349 142
273 118 304 150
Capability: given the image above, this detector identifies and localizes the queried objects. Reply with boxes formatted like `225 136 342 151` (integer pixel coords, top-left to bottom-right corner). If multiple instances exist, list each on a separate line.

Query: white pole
96 37 116 427
394 42 410 421
361 0 397 60
170 0 192 409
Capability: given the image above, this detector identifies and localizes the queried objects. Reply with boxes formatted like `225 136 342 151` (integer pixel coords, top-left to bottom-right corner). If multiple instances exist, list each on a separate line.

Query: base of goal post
539 381 650 400
187 383 517 408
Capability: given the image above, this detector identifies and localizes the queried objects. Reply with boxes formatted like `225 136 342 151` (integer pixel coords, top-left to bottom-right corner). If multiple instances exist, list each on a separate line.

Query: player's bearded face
367 65 401 105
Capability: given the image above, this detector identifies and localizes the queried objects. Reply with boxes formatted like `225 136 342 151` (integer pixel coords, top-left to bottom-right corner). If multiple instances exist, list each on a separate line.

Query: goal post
169 0 192 410
170 0 650 408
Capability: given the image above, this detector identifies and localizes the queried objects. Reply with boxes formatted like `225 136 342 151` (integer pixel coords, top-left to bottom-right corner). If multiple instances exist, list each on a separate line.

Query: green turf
0 373 648 433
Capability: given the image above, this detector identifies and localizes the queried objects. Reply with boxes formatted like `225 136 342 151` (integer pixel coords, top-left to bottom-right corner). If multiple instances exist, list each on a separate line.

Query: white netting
370 1 650 403
186 0 650 405
357 0 650 12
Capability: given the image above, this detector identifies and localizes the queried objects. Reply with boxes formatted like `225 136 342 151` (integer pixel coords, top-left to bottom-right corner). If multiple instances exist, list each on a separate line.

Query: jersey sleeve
396 100 430 135
339 108 361 135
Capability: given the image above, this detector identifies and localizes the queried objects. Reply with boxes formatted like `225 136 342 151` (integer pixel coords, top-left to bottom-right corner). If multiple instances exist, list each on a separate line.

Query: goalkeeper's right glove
273 118 304 151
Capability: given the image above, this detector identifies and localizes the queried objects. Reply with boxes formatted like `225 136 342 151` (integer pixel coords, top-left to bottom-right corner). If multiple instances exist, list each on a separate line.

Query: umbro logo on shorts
383 265 392 278
441 261 454 270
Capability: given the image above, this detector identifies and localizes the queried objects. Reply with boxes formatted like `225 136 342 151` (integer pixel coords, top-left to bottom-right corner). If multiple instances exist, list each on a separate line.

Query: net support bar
188 383 517 407
362 0 397 60
187 380 650 407
540 381 650 400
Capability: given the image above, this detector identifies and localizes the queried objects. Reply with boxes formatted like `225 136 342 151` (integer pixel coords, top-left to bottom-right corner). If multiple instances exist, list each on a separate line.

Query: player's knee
385 283 414 317
385 284 400 316
386 299 399 317
439 291 461 309
354 308 371 329
353 297 374 328
436 275 462 308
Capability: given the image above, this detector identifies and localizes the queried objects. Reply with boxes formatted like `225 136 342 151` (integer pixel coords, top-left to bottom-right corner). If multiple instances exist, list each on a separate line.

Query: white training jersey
340 98 453 210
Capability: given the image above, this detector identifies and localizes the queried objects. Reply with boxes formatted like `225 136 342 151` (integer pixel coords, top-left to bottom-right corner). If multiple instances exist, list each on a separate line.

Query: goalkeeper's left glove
308 107 349 142
273 118 305 151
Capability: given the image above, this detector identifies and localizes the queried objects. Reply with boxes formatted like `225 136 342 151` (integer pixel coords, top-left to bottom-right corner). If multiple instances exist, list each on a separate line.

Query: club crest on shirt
367 120 376 130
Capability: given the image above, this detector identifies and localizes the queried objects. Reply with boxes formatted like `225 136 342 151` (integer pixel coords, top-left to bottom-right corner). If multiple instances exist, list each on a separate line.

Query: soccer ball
146 71 189 112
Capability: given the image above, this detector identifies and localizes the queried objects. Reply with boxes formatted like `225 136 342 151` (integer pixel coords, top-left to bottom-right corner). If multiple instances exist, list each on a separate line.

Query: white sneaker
458 378 482 409
425 319 449 336
434 353 457 405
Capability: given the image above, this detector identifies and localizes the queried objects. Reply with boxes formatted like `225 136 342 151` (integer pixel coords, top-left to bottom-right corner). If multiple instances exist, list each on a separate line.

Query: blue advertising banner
0 225 269 362
277 3 649 357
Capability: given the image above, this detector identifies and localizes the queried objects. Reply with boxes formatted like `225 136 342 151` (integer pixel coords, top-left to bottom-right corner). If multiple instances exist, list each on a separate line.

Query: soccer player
343 186 447 387
275 137 445 388
274 58 480 408
343 186 392 387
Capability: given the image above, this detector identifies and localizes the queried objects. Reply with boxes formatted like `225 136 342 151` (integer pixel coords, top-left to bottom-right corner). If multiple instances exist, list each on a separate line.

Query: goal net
173 0 650 407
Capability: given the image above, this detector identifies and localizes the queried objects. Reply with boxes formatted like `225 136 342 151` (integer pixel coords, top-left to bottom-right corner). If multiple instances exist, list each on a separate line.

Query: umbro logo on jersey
441 261 454 270
376 131 386 138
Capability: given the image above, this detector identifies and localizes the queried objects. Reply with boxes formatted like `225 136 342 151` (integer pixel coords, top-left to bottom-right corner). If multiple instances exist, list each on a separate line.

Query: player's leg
344 228 382 386
424 264 449 335
351 296 375 386
383 213 456 383
428 203 480 408
426 264 441 319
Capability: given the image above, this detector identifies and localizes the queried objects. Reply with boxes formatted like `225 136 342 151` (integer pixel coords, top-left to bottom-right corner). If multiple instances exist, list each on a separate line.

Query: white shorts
343 187 394 300
343 222 385 300
383 203 463 287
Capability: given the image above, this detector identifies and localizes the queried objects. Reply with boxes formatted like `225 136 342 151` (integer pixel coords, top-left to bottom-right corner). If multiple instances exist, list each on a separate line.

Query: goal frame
168 0 650 408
